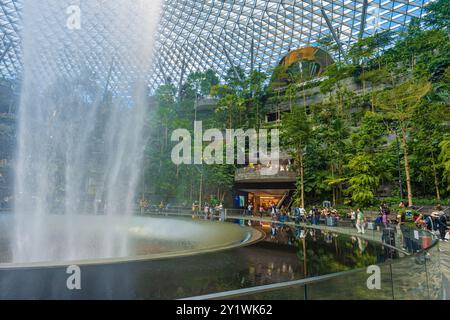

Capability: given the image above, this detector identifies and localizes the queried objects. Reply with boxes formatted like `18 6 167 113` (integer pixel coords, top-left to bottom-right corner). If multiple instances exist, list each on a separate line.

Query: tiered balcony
235 165 297 183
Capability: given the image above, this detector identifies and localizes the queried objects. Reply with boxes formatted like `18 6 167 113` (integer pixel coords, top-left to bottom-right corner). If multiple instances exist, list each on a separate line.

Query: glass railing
140 209 442 300
179 217 442 300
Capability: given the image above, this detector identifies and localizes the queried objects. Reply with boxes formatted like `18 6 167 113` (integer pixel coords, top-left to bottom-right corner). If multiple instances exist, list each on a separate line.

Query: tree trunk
371 94 375 113
331 164 336 206
199 171 203 208
431 151 441 202
298 150 305 209
401 126 413 206
300 152 305 209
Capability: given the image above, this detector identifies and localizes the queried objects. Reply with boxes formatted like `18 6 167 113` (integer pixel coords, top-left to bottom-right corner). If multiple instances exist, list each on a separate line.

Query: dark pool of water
0 224 396 299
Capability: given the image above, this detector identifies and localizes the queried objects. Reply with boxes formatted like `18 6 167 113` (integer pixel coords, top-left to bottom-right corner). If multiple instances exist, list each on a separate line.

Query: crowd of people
191 201 226 221
240 200 449 243
137 195 449 243
412 206 448 241
350 202 449 242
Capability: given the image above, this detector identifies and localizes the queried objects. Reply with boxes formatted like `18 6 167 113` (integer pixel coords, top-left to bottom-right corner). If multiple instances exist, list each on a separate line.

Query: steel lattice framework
0 0 430 93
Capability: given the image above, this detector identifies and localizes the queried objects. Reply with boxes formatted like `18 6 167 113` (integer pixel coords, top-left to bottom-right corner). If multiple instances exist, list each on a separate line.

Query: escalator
277 190 295 211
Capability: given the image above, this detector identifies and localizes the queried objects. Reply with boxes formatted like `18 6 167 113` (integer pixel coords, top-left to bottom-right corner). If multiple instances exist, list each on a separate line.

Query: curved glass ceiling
0 0 430 92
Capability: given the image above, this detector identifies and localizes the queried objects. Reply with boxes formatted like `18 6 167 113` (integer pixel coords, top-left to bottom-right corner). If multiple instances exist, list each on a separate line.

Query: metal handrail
180 268 364 300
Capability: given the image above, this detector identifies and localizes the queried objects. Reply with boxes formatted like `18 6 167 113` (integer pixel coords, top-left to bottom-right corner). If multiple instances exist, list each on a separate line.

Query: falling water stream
11 0 162 263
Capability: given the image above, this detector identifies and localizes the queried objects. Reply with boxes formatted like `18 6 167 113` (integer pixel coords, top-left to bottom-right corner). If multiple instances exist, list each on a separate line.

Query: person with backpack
437 213 448 241
425 213 437 232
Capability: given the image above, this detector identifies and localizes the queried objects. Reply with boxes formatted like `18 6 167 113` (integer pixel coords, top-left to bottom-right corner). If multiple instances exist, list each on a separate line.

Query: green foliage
183 69 220 98
351 111 386 154
423 0 450 32
142 13 449 208
280 106 311 151
375 81 431 123
346 155 380 207
316 34 340 57
347 31 394 65
358 68 390 84
319 63 356 93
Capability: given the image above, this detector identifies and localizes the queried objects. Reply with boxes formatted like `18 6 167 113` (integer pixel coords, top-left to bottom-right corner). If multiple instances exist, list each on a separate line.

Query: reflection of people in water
270 223 277 239
357 237 367 253
325 232 333 244
310 229 317 242
294 226 305 239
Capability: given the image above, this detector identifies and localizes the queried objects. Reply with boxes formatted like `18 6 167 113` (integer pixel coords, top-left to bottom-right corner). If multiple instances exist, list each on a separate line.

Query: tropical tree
184 69 220 98
439 135 450 192
423 0 450 40
281 107 311 208
375 81 432 206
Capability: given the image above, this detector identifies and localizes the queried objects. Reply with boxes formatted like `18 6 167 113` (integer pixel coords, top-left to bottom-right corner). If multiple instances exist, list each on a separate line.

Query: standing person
308 207 313 224
204 203 209 220
270 203 276 217
244 202 250 216
381 208 388 229
259 205 264 219
192 202 197 219
299 207 306 222
219 202 225 221
438 213 447 241
293 206 300 224
270 223 277 240
350 208 356 227
356 208 365 234
209 204 214 221
312 206 319 225
381 204 390 229
139 197 146 215
248 202 254 216
425 213 437 232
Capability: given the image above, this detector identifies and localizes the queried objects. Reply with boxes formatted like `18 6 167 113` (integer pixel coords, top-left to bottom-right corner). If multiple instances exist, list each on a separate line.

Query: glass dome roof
0 0 430 93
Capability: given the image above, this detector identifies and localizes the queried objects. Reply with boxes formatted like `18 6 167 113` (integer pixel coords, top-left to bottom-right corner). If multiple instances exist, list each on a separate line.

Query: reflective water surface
0 215 256 265
0 216 392 299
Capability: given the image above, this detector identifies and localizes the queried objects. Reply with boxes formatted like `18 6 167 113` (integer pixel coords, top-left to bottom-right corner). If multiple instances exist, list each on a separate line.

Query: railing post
389 262 395 300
